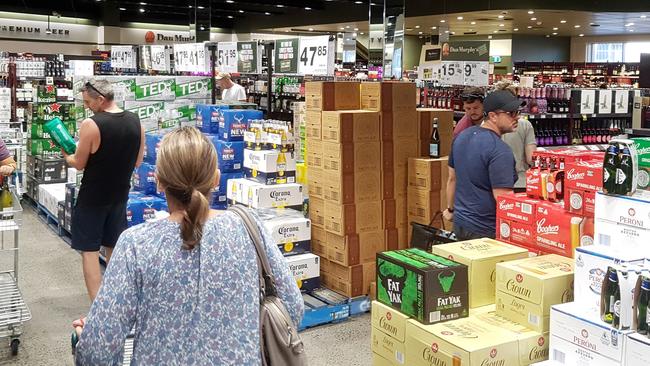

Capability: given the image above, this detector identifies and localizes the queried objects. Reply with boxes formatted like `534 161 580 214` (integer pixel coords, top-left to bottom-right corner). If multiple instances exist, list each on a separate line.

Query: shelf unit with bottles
513 62 640 86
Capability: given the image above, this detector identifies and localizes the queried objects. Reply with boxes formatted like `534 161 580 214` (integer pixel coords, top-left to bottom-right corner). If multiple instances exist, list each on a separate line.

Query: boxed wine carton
432 238 529 308
377 248 468 325
360 82 416 112
496 254 574 332
305 81 360 111
321 110 379 143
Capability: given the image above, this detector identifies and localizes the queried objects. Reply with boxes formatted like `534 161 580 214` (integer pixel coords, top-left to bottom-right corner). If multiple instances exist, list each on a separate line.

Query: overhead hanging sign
274 38 299 74
424 41 490 85
110 46 137 69
441 41 490 62
217 42 238 74
150 45 170 72
237 41 258 74
298 35 331 76
173 43 207 73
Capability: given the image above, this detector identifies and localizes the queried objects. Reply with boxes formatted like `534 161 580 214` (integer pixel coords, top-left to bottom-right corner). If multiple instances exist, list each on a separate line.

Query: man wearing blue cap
443 90 524 240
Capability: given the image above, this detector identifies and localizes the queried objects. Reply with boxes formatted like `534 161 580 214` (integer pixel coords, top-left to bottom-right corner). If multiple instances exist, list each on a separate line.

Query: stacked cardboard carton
415 108 454 159
360 82 420 251
306 81 382 297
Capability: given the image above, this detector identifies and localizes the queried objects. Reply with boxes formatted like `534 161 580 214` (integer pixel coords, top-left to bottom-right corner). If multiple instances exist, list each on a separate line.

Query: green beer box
29 102 76 123
26 138 60 156
632 137 650 190
174 77 213 99
134 76 176 101
35 85 57 103
377 248 469 325
125 101 166 132
29 121 76 139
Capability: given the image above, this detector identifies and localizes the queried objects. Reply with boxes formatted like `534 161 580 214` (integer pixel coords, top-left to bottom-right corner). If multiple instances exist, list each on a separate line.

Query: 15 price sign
437 61 463 85
298 36 330 76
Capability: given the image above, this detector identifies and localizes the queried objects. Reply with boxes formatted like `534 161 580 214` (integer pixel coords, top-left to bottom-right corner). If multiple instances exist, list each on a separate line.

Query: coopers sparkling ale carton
496 255 574 333
376 248 469 325
433 238 529 308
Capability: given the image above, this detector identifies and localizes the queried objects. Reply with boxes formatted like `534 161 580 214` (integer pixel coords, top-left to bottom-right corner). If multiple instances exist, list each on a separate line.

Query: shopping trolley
0 188 31 356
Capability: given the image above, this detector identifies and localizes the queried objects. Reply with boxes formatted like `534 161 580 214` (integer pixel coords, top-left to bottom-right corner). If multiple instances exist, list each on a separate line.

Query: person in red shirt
453 87 485 139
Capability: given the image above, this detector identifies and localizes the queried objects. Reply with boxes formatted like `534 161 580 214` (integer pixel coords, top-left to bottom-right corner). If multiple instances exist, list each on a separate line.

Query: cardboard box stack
305 81 384 298
415 108 454 159
496 149 604 257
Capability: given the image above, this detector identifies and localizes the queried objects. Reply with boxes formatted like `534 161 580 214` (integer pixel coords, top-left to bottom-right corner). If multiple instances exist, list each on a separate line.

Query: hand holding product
44 117 77 155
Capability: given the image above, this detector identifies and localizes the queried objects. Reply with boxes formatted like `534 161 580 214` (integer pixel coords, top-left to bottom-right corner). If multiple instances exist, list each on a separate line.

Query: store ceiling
270 9 650 38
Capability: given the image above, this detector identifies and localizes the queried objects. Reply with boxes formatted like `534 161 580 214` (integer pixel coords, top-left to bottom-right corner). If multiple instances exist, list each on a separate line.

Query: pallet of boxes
371 237 578 366
406 108 454 247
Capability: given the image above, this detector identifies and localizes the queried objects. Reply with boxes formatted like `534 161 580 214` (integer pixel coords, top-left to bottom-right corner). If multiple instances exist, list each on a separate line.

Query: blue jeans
454 224 496 241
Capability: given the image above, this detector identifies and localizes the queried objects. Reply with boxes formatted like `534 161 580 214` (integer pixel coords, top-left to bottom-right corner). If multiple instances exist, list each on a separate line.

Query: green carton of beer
26 138 60 156
632 137 650 190
29 102 76 122
376 248 469 325
29 121 77 139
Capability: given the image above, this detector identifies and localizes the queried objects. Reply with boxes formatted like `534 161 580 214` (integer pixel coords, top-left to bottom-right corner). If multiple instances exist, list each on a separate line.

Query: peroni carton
376 248 468 325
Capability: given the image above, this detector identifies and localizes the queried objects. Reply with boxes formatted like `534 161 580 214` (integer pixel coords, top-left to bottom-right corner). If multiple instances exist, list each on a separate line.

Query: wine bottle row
531 118 630 147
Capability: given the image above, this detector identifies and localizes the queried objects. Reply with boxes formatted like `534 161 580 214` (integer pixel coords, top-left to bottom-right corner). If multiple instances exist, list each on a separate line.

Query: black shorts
71 201 128 252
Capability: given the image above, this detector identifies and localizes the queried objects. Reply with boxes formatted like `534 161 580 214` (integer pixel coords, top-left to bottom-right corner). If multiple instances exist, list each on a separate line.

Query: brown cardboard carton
306 139 323 169
308 167 324 199
322 169 381 205
305 111 322 140
310 226 326 257
381 168 408 200
320 230 385 266
310 197 325 228
398 224 409 250
408 158 444 191
380 108 418 141
396 197 407 226
360 82 416 111
383 199 397 229
385 228 399 251
370 282 377 301
305 81 360 111
321 110 380 143
432 238 530 308
321 259 375 297
407 187 442 226
322 141 381 174
324 200 383 235
417 108 454 157
382 139 420 173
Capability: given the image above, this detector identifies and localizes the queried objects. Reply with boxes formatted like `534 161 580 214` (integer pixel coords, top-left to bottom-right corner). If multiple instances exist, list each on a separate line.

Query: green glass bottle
602 267 619 324
637 276 650 335
0 177 12 210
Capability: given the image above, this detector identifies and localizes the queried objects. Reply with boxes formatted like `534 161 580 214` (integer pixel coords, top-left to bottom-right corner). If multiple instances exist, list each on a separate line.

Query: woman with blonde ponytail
74 127 304 365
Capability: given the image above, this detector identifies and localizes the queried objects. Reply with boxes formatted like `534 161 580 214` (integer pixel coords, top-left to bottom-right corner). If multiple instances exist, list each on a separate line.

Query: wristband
446 207 454 213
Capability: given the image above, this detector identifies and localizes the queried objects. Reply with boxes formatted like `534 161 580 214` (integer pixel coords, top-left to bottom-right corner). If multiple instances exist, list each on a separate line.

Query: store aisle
2 207 371 366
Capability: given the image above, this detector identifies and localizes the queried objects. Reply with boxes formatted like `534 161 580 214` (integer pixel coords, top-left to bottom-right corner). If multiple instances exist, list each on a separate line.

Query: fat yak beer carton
376 248 469 325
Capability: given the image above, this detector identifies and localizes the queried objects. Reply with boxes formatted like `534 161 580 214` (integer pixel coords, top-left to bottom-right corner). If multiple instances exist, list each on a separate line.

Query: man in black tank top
63 80 145 301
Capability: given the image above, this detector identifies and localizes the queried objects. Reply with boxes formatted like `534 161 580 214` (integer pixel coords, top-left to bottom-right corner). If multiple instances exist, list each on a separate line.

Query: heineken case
26 138 60 156
28 121 76 140
376 248 469 325
29 102 77 123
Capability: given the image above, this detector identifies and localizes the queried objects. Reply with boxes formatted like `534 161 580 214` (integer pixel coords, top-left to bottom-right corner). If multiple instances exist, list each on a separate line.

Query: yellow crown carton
495 254 574 332
373 352 396 366
372 326 406 365
433 238 529 308
405 317 521 366
372 300 410 343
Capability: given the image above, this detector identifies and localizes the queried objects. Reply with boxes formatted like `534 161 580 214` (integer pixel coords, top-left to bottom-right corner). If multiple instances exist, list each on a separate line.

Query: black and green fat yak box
376 248 469 325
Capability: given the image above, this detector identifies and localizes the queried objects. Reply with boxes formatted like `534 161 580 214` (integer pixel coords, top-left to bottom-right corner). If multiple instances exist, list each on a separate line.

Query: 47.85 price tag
298 36 330 76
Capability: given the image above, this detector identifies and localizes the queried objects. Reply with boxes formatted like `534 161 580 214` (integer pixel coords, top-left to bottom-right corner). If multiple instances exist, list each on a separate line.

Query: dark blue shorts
71 201 127 252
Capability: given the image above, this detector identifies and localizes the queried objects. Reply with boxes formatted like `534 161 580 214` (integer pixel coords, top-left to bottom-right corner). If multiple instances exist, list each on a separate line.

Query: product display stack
370 238 579 366
496 148 603 257
305 81 385 298
544 137 650 366
226 111 318 294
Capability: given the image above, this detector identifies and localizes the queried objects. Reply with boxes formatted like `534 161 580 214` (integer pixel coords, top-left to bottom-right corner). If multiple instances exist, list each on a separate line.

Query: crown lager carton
371 326 406 365
432 239 529 308
496 255 574 333
405 316 521 366
372 300 410 343
377 248 468 325
372 352 395 366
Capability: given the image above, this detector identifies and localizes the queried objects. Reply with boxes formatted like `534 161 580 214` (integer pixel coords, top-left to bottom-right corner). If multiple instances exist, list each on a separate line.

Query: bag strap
229 205 277 298
429 210 445 230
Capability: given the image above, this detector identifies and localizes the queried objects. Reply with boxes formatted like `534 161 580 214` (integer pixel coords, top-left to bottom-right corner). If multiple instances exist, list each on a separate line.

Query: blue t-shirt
449 126 517 237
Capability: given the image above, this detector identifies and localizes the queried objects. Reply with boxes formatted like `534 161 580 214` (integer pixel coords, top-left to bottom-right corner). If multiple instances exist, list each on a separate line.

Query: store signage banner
173 43 208 73
150 45 170 72
237 41 258 74
0 18 97 43
432 61 489 86
111 46 137 69
441 41 490 62
217 42 238 74
274 38 299 74
298 35 331 76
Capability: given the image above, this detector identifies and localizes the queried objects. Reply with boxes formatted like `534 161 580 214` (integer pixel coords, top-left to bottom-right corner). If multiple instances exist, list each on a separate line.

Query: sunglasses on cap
85 82 106 98
493 110 521 118
461 93 484 102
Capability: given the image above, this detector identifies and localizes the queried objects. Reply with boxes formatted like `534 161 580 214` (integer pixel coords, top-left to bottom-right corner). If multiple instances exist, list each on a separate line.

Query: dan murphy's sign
441 41 490 62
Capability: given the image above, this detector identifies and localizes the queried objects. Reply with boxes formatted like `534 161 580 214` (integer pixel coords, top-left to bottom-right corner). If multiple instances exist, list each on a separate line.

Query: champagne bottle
617 146 634 196
603 144 620 194
637 276 650 335
0 177 11 210
602 267 620 324
429 118 440 158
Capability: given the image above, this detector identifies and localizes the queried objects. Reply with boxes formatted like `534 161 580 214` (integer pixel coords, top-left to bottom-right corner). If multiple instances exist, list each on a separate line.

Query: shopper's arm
524 122 537 166
488 147 516 199
445 167 456 213
492 188 513 201
75 232 138 365
251 211 304 327
64 118 99 170
0 138 16 176
135 126 145 168
525 144 536 166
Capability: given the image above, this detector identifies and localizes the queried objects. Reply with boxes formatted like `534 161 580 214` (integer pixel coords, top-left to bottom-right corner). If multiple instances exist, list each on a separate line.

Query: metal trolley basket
0 189 31 356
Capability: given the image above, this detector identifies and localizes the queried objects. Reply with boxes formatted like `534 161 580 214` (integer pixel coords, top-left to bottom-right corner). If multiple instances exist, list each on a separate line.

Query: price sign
437 61 463 85
463 61 489 86
237 42 258 74
217 42 238 73
298 36 330 75
614 90 630 114
274 38 299 74
150 45 170 72
111 46 136 69
174 43 207 73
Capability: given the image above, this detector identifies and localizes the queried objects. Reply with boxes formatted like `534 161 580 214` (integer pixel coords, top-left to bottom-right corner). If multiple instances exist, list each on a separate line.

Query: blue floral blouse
75 210 304 365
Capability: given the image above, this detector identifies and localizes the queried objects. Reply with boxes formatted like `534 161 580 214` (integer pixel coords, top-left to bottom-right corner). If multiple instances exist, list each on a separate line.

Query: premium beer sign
377 249 468 325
